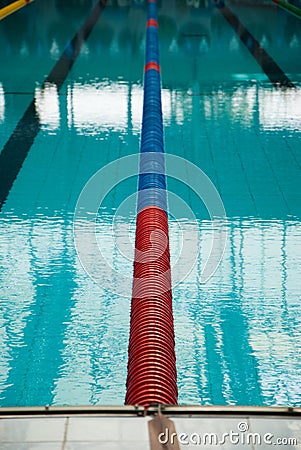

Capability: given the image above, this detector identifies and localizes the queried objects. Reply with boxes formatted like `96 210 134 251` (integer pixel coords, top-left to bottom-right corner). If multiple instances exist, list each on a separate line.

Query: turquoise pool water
0 0 300 407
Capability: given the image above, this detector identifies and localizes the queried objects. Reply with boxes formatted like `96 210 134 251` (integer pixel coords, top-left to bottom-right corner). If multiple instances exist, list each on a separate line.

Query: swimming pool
0 0 300 407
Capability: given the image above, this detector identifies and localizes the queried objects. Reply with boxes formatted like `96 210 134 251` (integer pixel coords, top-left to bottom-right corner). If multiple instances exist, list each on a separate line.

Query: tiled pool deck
0 405 300 449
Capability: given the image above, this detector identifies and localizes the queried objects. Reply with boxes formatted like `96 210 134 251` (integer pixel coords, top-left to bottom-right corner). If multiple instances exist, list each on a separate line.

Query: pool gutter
0 405 300 417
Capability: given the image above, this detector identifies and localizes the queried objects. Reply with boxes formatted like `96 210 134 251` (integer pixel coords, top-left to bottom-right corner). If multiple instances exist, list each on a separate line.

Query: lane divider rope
125 0 178 408
0 0 34 21
272 0 301 20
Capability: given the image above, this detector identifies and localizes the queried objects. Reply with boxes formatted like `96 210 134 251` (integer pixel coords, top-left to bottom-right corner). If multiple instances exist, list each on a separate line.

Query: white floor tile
119 417 150 441
65 442 149 450
0 418 66 443
67 416 150 443
0 444 62 450
67 417 121 441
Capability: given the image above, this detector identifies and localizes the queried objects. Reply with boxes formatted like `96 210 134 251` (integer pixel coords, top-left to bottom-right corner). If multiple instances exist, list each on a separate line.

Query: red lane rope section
144 61 160 73
125 207 178 407
147 18 158 28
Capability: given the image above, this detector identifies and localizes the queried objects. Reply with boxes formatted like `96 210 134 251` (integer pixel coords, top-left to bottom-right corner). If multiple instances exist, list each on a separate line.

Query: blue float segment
137 0 167 212
138 173 166 191
147 2 157 19
138 153 167 211
139 152 165 174
141 69 163 155
145 29 160 64
137 188 167 214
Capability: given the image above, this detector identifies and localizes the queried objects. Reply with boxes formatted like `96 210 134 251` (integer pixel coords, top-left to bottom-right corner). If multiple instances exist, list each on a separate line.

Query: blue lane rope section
138 2 167 213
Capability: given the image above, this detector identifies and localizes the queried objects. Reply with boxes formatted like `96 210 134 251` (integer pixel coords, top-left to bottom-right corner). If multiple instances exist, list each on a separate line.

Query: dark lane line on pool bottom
0 0 108 212
216 1 295 89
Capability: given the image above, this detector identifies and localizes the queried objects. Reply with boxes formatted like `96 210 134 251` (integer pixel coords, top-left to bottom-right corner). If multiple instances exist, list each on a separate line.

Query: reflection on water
32 81 301 134
0 214 300 406
174 218 301 405
0 0 301 408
